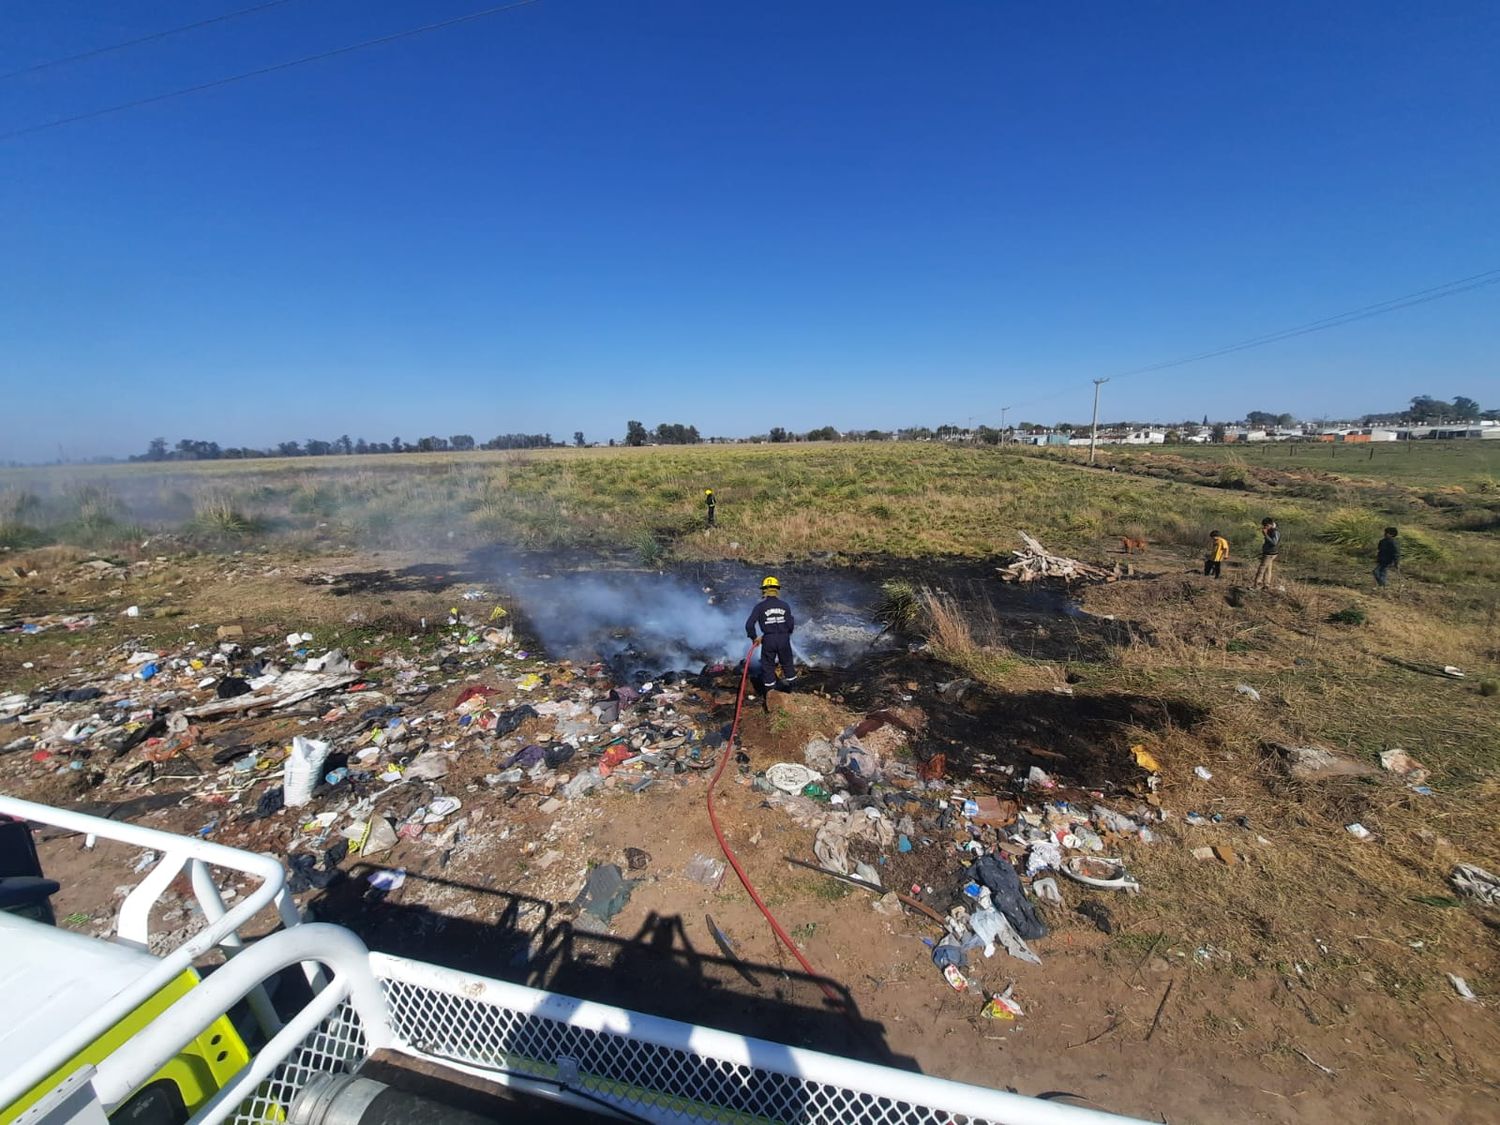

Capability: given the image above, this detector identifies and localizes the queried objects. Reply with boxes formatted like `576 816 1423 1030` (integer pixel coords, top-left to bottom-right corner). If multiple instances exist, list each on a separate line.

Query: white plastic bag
284 736 330 808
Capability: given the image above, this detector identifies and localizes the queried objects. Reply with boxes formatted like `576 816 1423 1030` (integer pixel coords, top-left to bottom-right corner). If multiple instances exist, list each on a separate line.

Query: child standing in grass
1204 529 1229 578
1374 526 1399 587
1253 518 1279 588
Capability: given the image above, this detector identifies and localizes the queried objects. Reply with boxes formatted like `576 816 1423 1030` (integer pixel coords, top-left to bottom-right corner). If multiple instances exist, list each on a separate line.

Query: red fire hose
706 639 847 1010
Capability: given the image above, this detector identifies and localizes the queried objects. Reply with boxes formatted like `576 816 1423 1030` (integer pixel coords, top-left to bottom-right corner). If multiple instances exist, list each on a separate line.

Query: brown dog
1120 536 1148 555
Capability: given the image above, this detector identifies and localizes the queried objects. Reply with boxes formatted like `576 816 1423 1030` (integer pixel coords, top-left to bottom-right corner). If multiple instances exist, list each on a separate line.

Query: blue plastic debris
898 834 913 853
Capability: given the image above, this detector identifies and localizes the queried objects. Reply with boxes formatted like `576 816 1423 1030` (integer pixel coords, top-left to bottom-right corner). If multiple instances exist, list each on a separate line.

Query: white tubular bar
0 795 294 1111
93 924 391 1113
373 953 1148 1125
118 850 190 948
188 859 283 1040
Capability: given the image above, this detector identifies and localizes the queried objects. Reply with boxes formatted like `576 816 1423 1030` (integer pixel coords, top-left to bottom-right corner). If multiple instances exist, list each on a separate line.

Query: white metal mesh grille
381 978 999 1125
229 1001 367 1125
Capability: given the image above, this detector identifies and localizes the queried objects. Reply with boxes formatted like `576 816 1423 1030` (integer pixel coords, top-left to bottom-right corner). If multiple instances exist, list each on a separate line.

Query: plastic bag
684 853 726 885
970 908 1042 964
967 853 1048 939
284 736 330 808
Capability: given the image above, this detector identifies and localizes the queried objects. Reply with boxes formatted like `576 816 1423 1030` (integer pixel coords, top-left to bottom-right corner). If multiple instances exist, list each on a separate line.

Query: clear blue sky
2 1 1496 461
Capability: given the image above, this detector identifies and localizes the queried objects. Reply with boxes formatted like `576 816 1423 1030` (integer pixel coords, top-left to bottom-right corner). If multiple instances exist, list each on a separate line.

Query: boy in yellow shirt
1204 529 1230 579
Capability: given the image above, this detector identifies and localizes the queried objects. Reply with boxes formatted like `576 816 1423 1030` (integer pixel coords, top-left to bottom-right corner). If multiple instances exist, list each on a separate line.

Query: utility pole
1000 406 1009 446
1088 378 1109 466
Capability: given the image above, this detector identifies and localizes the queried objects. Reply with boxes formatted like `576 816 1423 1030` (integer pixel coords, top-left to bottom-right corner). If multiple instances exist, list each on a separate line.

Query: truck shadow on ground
307 865 916 1073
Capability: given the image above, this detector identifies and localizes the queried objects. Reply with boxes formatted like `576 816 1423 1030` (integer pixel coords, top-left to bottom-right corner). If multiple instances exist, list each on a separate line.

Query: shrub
189 495 264 539
875 579 919 632
1319 507 1377 549
1326 605 1367 626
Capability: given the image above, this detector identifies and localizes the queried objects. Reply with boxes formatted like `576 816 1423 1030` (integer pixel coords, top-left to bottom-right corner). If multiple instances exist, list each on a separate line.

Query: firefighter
745 576 797 693
704 488 717 528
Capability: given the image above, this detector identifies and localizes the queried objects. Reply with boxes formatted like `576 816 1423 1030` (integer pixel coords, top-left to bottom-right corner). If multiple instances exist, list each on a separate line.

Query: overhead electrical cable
0 0 303 82
999 266 1500 417
0 0 541 142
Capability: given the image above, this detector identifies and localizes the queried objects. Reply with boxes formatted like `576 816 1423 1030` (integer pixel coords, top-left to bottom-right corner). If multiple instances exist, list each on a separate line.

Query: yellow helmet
705 489 713 495
761 576 780 591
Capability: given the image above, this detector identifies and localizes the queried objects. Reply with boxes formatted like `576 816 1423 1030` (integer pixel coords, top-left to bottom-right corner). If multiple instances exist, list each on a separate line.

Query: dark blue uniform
746 596 796 689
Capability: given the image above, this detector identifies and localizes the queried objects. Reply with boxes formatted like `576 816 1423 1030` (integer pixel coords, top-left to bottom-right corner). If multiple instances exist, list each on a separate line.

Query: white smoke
500 564 891 680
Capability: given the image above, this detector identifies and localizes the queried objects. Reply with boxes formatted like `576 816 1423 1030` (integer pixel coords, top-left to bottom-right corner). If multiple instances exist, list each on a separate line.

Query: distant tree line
123 391 1496 464
132 432 557 461
1363 395 1493 425
623 421 702 446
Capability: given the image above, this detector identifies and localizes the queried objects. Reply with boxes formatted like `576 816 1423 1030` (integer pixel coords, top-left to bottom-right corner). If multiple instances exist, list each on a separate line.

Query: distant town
11 395 1496 466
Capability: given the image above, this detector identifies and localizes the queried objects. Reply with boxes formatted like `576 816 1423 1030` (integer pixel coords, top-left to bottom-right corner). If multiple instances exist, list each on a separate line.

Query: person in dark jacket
1374 526 1400 587
1253 517 1280 589
704 489 716 528
745 576 796 694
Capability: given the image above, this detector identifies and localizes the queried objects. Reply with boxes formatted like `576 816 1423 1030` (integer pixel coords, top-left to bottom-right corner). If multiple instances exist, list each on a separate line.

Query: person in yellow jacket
1204 529 1230 579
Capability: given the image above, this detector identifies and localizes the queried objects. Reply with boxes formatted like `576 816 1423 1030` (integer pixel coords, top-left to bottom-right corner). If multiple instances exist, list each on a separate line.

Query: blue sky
2 1 1496 461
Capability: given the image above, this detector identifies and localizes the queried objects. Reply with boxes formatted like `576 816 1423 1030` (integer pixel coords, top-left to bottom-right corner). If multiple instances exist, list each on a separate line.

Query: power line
0 0 302 83
1001 266 1500 418
1106 267 1500 382
0 0 541 142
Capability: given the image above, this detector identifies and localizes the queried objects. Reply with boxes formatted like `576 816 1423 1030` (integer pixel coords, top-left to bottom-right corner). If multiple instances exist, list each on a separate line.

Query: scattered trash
624 847 652 871
283 737 330 808
402 750 452 781
1031 877 1063 905
358 817 398 857
981 986 1024 1020
1234 683 1261 702
1269 743 1379 781
367 868 407 892
131 850 158 874
1131 744 1161 772
1447 974 1477 1002
970 908 1041 964
705 914 759 987
684 853 726 886
766 762 822 794
1346 823 1373 841
932 937 967 970
1062 856 1140 893
1450 864 1500 907
1379 748 1428 785
575 864 635 924
1193 765 1213 781
942 965 970 992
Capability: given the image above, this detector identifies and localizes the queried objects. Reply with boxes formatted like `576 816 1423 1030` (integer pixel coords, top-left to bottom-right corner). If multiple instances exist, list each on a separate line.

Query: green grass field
1110 434 1500 486
4 441 1499 591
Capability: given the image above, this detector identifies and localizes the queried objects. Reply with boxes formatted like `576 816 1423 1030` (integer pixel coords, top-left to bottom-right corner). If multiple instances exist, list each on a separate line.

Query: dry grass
1034 569 1500 999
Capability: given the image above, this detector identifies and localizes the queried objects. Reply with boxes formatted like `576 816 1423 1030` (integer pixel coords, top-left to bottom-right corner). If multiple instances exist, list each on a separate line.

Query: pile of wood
997 532 1119 585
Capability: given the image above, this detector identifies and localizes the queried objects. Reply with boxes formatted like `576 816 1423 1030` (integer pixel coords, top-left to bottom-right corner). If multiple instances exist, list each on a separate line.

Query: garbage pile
753 718 1160 1004
1 597 737 896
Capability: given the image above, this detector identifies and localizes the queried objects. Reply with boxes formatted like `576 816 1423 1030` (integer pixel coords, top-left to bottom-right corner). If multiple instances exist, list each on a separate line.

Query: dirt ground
4 543 1499 1124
